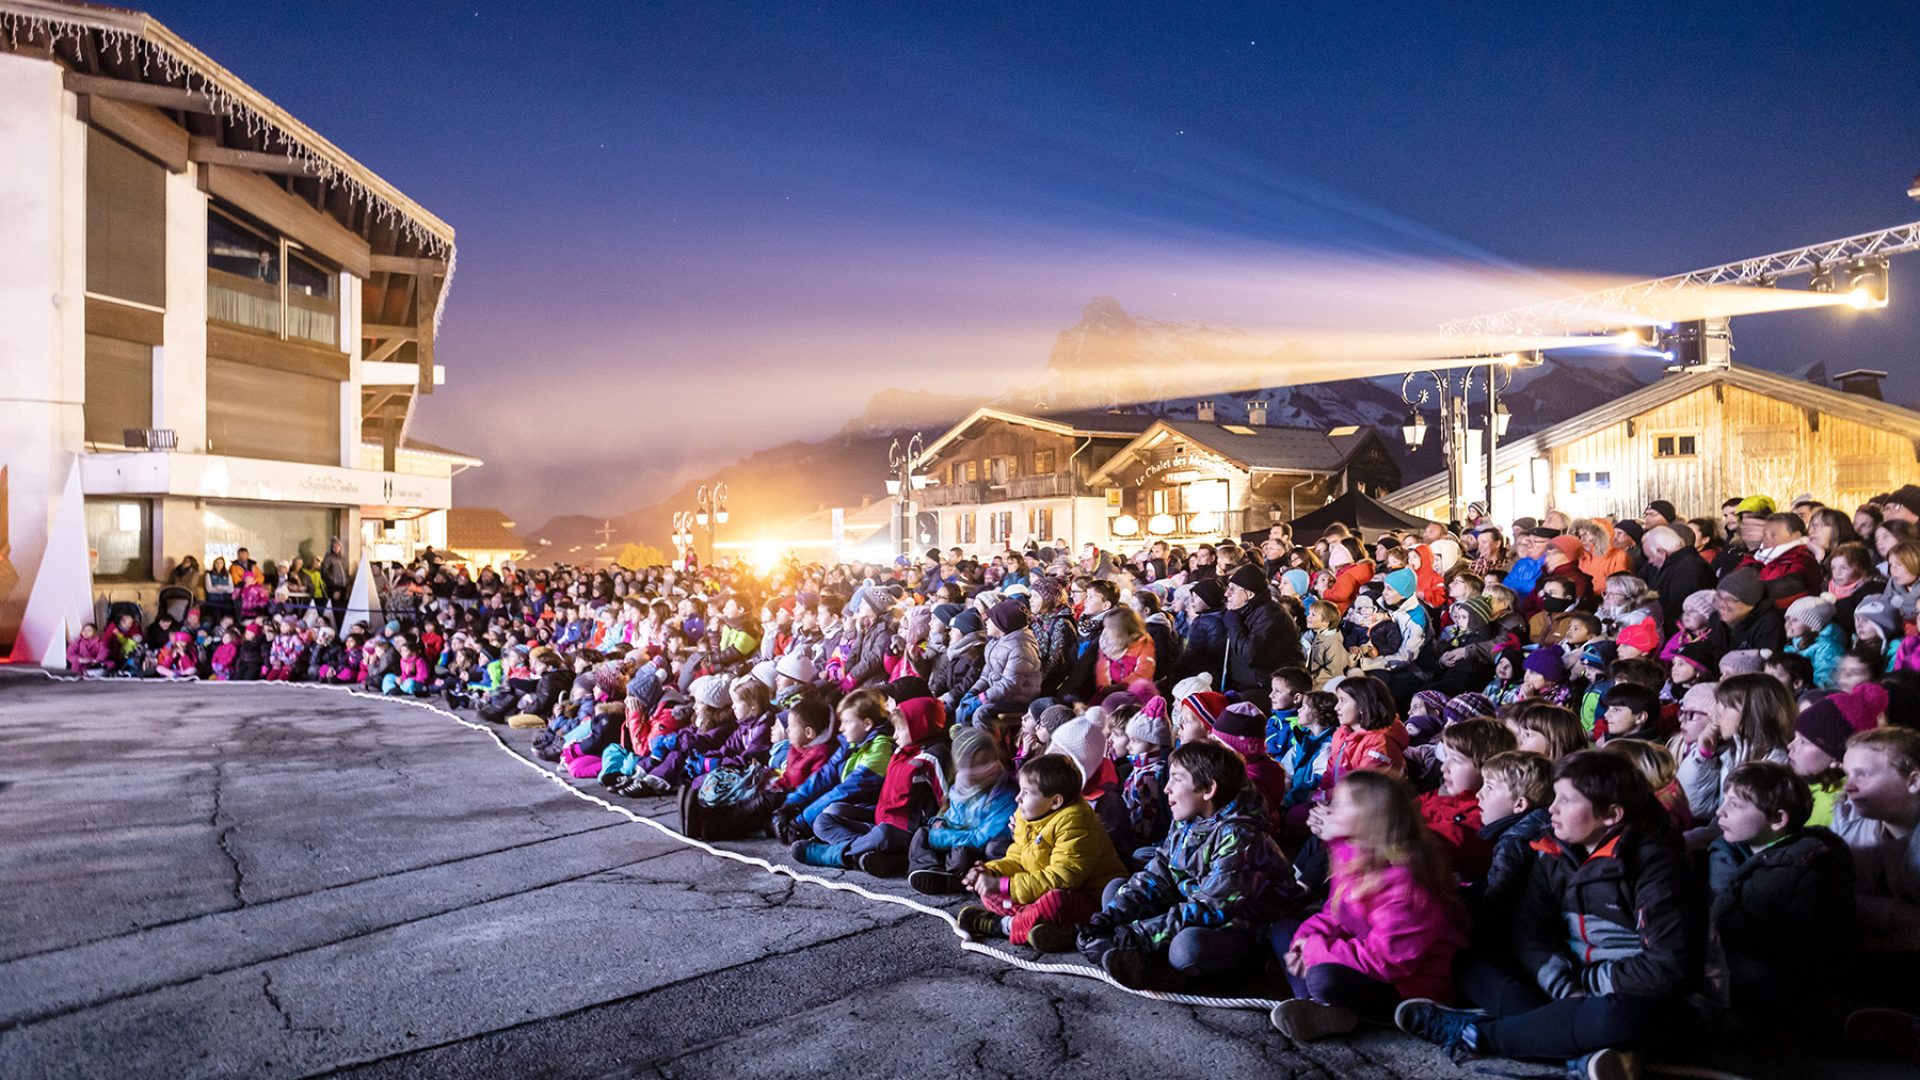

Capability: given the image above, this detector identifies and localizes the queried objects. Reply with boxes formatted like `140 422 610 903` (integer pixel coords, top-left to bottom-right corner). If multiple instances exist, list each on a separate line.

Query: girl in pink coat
1268 770 1469 1042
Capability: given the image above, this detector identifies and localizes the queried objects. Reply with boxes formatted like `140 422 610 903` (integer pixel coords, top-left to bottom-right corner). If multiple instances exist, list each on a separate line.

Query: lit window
1572 470 1613 494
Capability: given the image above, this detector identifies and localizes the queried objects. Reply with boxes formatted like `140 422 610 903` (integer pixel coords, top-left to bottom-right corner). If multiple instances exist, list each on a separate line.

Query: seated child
1081 742 1297 989
1266 668 1311 756
908 726 1017 894
1831 726 1920 1056
382 639 427 695
1118 708 1174 855
66 623 112 676
1484 645 1527 707
1279 690 1338 811
773 689 895 844
209 628 241 681
1665 641 1714 703
1421 718 1518 878
1596 681 1661 745
1518 648 1574 709
1708 761 1854 1017
795 693 948 875
1765 652 1814 699
1397 751 1708 1078
154 631 198 680
1788 683 1887 827
682 695 838 842
1784 596 1844 690
1604 738 1694 832
1504 702 1589 763
1214 702 1289 827
623 675 738 795
1466 750 1552 931
1268 771 1469 1042
1302 606 1349 685
958 753 1128 952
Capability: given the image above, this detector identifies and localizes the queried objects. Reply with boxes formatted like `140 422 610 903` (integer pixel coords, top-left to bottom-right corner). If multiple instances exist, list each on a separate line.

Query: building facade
1386 365 1920 524
910 408 1156 552
0 2 464 645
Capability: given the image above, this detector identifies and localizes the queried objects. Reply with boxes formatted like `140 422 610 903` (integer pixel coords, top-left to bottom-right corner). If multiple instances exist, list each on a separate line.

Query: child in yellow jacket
959 752 1128 953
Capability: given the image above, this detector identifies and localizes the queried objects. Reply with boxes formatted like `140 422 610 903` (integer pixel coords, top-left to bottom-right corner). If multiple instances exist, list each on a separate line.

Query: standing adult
321 536 351 628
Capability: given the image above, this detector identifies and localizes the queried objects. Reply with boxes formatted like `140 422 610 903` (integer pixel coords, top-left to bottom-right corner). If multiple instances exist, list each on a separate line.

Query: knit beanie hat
1444 693 1495 725
1383 568 1418 602
1614 520 1645 546
1681 590 1718 622
1037 703 1076 734
1734 495 1776 516
1681 682 1719 717
884 675 932 704
1644 500 1677 523
1413 689 1449 717
1048 716 1108 785
1786 596 1835 634
1190 578 1226 610
1326 540 1355 570
931 602 964 626
1616 620 1662 656
862 588 895 619
1100 691 1141 715
775 650 817 683
1579 640 1618 671
1171 672 1214 701
950 608 984 636
1212 702 1268 757
691 674 731 709
1718 649 1769 676
1674 641 1716 679
1126 710 1173 747
1855 595 1902 641
1795 685 1887 761
1281 569 1311 597
750 660 779 691
1228 563 1269 594
1548 535 1585 563
1028 576 1065 608
1178 690 1230 730
1524 647 1567 682
1716 567 1765 608
986 599 1030 634
1452 596 1494 634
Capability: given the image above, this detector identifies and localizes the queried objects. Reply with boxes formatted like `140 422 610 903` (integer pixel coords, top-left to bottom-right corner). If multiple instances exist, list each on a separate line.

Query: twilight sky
147 1 1920 523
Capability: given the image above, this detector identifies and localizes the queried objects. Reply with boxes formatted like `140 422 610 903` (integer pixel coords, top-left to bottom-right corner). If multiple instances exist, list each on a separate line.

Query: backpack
697 763 774 808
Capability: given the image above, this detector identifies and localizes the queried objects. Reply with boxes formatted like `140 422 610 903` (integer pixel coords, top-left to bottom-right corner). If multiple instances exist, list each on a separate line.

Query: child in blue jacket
907 725 1017 894
773 688 895 842
1280 691 1339 810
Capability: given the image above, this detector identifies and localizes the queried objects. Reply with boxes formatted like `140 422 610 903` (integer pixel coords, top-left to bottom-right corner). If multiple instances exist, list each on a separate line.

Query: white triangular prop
10 460 96 666
341 551 382 630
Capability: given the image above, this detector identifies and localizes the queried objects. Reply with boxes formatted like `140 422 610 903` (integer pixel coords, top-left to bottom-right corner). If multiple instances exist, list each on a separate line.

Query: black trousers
1457 954 1677 1060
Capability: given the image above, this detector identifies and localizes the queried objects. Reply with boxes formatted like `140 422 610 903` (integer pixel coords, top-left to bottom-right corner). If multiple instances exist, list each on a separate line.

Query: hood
895 696 946 747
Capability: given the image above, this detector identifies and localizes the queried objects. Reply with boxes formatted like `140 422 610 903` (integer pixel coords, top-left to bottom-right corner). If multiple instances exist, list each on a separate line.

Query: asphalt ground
0 668 1902 1079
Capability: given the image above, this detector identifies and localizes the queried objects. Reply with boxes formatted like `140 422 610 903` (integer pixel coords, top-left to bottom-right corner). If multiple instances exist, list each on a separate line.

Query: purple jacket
707 711 775 771
1293 838 1468 1002
67 635 111 668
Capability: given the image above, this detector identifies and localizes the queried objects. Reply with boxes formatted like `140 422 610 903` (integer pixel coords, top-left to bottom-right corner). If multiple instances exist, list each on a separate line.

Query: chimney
1247 399 1269 426
1834 368 1887 401
1196 400 1215 423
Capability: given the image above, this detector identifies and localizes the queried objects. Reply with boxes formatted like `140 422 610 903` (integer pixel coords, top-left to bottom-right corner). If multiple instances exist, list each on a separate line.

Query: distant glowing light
1147 513 1177 536
1111 514 1140 537
749 542 784 573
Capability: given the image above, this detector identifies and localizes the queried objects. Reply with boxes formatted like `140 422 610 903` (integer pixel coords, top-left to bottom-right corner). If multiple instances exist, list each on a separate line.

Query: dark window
1034 449 1057 474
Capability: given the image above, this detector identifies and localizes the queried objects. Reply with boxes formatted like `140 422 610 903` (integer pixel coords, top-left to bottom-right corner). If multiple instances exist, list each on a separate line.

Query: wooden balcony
1002 473 1084 499
919 481 988 507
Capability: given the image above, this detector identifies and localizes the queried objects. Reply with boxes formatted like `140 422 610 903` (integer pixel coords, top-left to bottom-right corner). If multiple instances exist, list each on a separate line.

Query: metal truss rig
1443 219 1920 338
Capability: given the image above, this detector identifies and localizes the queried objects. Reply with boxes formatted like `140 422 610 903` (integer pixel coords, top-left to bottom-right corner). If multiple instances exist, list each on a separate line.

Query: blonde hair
730 676 772 717
1602 738 1679 792
1100 607 1147 659
1332 771 1458 911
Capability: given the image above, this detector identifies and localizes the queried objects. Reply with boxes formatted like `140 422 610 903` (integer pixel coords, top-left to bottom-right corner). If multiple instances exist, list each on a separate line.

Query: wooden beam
414 270 441 396
199 163 371 278
188 136 322 177
367 254 447 275
362 388 405 418
63 72 213 113
365 337 407 363
78 95 189 172
207 323 349 381
362 323 418 341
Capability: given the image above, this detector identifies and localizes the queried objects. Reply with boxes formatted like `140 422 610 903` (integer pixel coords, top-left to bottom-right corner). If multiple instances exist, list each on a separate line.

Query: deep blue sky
142 1 1920 521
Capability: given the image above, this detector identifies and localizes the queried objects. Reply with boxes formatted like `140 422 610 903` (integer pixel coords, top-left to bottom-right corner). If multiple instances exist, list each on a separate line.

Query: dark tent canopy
1286 489 1436 539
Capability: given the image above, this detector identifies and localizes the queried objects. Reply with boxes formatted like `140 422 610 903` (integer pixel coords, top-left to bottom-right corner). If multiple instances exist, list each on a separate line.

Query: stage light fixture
1845 257 1889 310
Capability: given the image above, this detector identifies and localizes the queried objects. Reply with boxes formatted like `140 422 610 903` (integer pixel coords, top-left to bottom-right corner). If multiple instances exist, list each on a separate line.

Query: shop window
85 498 151 580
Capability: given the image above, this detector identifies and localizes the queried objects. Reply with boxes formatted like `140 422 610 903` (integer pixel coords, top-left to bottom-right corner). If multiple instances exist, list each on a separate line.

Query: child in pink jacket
1268 771 1469 1043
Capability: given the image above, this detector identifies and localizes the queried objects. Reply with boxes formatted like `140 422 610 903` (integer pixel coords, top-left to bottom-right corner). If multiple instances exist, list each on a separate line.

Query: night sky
142 2 1920 524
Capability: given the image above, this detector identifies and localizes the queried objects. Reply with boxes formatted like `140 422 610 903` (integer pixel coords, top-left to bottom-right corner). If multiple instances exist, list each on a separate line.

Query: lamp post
1402 357 1521 528
694 482 728 566
887 433 925 558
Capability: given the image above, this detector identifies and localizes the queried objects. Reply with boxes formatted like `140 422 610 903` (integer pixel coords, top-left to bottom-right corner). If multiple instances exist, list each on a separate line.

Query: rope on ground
31 671 1758 1076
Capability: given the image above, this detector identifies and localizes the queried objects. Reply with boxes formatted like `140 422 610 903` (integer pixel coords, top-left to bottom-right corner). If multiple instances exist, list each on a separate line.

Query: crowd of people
62 485 1920 1076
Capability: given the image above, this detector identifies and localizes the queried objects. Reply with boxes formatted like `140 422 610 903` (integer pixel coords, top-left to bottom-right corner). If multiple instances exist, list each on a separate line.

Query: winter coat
1032 608 1079 696
927 774 1018 852
782 729 896 827
929 632 986 709
1648 547 1715 637
1094 636 1155 691
1321 561 1375 616
1468 808 1552 933
1516 821 1709 1001
979 798 1129 905
1277 722 1336 809
1786 624 1845 689
706 710 776 772
1142 613 1180 683
775 732 840 792
1742 541 1822 611
1301 627 1348 686
521 667 572 718
969 627 1042 706
842 621 895 690
1292 838 1469 1001
1321 720 1409 792
1222 598 1305 706
871 699 950 831
1121 749 1171 848
1099 791 1298 949
1707 827 1854 983
1172 609 1228 686
1830 794 1920 938
67 635 111 669
1417 790 1491 880
1707 606 1787 670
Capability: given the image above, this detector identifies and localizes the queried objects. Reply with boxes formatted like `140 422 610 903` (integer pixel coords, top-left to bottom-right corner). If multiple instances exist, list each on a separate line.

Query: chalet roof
1386 362 1920 506
915 406 1157 466
358 436 483 467
445 508 529 557
1086 419 1385 486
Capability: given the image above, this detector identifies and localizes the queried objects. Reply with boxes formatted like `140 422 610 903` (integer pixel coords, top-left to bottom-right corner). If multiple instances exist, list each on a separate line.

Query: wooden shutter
84 334 153 445
86 128 166 308
205 358 340 465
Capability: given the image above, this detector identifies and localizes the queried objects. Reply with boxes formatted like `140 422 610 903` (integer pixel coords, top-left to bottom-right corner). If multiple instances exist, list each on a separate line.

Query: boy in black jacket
1468 751 1554 930
1709 761 1854 1018
1399 751 1709 1079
